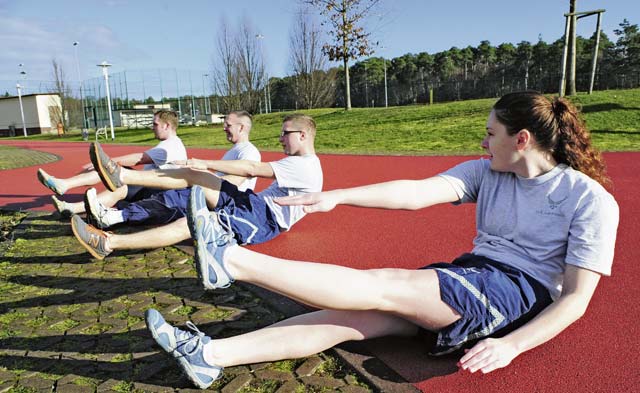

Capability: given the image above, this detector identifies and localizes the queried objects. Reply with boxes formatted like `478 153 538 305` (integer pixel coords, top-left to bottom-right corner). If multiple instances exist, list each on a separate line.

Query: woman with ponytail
143 91 619 389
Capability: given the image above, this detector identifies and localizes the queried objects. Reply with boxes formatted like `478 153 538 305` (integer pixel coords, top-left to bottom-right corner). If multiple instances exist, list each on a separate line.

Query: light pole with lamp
16 83 28 137
97 61 115 140
255 34 270 114
377 45 388 108
73 42 89 135
18 63 27 93
202 73 210 116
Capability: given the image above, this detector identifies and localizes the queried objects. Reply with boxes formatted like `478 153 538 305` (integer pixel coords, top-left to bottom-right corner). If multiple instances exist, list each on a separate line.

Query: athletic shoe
70 214 111 260
187 185 236 289
145 308 223 389
51 195 72 217
89 142 122 192
37 168 65 195
84 187 118 229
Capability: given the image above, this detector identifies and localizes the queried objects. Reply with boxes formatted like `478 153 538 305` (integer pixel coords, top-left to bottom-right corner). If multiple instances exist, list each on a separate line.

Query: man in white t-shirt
82 110 261 228
38 110 187 216
71 114 322 260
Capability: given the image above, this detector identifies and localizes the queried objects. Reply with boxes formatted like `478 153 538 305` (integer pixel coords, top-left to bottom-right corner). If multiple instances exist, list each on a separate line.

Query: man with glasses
38 110 188 218
70 114 322 260
78 110 261 230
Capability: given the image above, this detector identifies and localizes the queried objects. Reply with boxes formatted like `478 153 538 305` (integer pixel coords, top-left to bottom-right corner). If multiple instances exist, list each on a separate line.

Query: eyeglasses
280 130 303 137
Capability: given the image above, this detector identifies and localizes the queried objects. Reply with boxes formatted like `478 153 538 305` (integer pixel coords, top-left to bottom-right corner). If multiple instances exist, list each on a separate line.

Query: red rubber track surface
1 140 638 392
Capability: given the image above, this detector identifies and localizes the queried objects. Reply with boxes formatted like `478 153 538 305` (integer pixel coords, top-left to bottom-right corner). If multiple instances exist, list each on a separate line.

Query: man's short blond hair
283 114 316 138
154 110 179 130
227 110 253 132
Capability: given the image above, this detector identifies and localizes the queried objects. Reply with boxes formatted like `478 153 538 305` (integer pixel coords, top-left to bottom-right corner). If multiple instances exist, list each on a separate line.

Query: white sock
104 209 124 226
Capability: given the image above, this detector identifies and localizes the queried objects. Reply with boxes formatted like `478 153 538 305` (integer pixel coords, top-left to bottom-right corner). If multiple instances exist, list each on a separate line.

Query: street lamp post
256 34 269 114
383 57 388 108
73 42 88 130
202 73 210 115
97 61 115 140
16 83 28 137
18 63 27 94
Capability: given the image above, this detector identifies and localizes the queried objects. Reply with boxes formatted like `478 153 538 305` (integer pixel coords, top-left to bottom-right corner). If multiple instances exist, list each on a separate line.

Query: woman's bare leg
223 246 460 330
206 309 418 367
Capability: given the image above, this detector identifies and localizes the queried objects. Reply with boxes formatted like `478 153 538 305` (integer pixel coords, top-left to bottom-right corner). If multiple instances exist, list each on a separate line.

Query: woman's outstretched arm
276 176 459 213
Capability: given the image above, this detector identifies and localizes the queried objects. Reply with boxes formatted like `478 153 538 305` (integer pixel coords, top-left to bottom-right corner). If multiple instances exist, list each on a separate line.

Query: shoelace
215 210 235 245
175 321 206 357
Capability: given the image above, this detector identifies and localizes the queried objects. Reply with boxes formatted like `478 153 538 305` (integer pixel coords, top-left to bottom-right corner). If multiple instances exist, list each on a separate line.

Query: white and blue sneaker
187 185 237 290
145 308 223 390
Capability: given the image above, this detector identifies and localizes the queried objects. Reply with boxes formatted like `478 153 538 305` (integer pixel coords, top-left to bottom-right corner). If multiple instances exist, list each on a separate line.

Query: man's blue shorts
214 181 281 245
423 253 552 355
117 188 191 226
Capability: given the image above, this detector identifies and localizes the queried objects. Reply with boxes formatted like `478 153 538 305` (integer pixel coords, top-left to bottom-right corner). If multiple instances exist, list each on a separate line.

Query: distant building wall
0 93 62 137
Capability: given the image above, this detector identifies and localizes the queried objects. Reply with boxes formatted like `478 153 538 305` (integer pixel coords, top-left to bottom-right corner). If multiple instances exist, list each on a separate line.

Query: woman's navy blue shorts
422 253 552 355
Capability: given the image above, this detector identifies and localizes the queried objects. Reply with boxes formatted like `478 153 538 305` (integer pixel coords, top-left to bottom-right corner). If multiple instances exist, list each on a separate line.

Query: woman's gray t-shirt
439 159 619 299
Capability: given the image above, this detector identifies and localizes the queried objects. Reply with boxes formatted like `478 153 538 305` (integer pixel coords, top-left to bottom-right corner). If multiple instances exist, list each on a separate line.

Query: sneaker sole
145 310 218 389
83 189 104 229
145 310 177 356
70 217 107 261
188 186 210 287
83 191 98 228
90 143 118 192
51 197 71 218
37 169 64 196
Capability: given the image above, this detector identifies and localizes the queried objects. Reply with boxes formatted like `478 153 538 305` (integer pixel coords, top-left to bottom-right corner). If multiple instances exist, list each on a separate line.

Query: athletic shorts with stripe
422 253 552 355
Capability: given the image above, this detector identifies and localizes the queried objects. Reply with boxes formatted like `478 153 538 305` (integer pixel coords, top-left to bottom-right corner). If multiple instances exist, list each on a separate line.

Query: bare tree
211 16 265 113
290 9 337 109
303 0 380 110
50 58 71 129
236 18 265 112
212 18 242 112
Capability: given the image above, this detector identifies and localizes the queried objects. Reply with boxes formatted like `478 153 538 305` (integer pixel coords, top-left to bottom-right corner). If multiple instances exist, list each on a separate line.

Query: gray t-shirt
143 135 187 170
439 159 619 299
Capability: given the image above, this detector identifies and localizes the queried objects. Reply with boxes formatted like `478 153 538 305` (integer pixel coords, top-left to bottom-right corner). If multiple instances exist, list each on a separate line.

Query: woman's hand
457 337 520 374
275 191 340 213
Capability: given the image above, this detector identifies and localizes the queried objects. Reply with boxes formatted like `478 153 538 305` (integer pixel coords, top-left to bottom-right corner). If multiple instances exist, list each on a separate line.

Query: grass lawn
9 88 640 155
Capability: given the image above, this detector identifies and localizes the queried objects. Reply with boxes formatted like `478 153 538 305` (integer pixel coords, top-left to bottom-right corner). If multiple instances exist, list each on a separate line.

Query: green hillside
12 89 640 155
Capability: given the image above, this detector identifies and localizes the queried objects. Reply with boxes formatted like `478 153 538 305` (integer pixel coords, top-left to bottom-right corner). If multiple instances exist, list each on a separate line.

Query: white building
0 93 62 137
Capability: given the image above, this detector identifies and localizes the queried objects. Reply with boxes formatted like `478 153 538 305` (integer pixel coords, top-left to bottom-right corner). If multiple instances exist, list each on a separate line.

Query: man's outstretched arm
182 158 275 179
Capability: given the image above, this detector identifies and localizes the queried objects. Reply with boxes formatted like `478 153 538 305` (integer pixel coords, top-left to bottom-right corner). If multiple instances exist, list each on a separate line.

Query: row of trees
44 4 640 128
210 1 638 113
268 18 640 109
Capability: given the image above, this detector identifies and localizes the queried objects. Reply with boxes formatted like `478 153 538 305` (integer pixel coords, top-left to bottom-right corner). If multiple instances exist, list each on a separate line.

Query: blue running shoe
37 168 66 195
187 185 236 290
145 308 223 389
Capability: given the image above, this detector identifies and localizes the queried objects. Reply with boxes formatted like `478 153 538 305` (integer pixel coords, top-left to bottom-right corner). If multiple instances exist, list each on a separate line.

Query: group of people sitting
37 92 619 390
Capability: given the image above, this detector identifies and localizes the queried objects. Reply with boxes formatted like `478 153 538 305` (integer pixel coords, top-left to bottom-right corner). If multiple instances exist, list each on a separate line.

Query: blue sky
0 0 636 84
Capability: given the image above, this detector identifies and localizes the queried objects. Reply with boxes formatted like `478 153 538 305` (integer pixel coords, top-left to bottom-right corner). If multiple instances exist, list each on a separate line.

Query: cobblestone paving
0 212 373 392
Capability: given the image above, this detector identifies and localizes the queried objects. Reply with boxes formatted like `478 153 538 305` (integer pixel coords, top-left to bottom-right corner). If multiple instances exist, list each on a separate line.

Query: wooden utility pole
559 14 571 97
568 0 577 96
559 5 606 96
588 12 603 94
